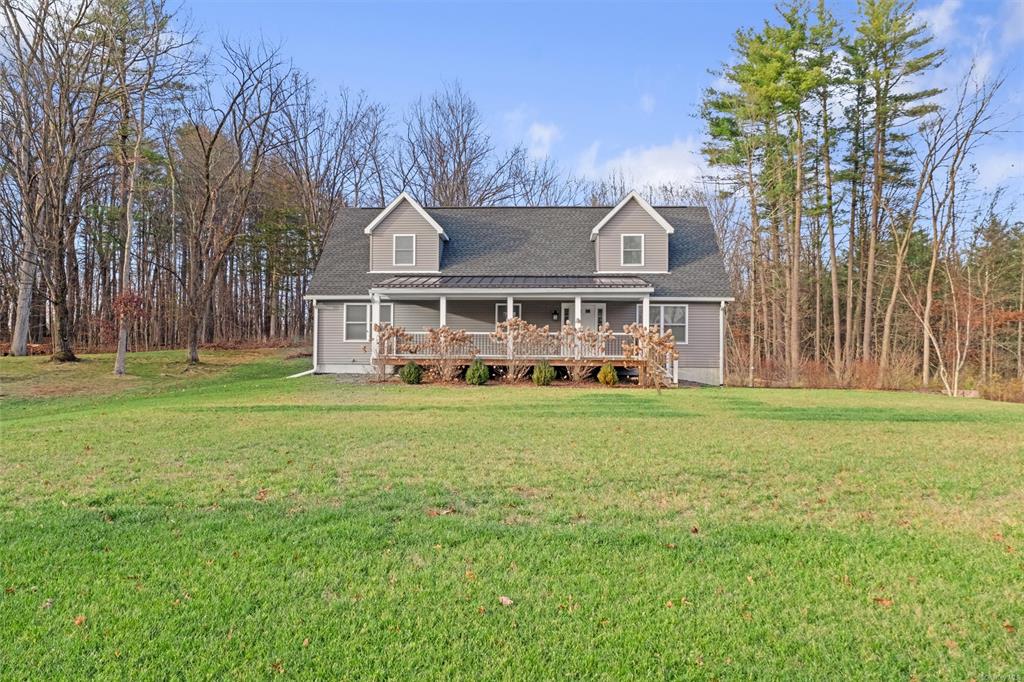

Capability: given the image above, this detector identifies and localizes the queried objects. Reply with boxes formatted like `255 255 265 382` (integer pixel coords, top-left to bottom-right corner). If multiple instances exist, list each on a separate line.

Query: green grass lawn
1 350 1022 679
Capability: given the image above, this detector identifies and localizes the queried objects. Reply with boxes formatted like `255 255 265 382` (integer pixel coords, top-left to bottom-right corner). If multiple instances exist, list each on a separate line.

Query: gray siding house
307 191 733 384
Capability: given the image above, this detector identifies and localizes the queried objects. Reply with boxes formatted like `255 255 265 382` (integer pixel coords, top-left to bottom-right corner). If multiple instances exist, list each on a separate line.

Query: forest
1 0 1021 396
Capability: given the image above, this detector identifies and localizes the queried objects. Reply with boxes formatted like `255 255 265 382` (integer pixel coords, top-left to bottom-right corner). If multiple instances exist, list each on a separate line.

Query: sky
183 0 1023 195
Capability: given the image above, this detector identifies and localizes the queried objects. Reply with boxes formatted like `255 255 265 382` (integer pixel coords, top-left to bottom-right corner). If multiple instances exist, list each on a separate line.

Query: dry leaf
691 526 700 534
498 595 513 606
270 661 284 674
426 506 455 517
73 614 86 626
41 598 53 610
665 600 674 608
873 597 894 607
255 488 270 502
1003 620 1015 633
302 638 309 647
465 570 476 581
478 606 486 614
664 543 677 549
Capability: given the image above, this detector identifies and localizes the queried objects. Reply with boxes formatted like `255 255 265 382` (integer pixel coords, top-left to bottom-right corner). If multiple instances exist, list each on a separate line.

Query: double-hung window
344 303 369 341
621 234 644 267
393 234 416 267
495 303 522 325
636 304 688 344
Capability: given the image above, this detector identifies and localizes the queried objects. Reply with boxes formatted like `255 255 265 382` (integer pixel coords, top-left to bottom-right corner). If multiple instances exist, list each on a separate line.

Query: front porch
367 277 669 375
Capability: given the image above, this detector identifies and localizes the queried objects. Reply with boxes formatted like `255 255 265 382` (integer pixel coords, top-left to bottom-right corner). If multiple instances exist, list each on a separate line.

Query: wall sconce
551 309 560 321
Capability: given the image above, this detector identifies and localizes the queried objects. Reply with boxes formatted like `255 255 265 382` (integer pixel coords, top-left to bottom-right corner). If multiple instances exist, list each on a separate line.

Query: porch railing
386 331 631 360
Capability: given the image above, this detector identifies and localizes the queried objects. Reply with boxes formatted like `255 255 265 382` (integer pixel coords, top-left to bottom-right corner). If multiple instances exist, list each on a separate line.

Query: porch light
551 309 560 320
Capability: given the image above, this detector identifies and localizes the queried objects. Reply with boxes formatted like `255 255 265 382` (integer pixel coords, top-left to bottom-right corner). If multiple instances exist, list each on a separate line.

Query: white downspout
719 300 725 386
312 300 319 373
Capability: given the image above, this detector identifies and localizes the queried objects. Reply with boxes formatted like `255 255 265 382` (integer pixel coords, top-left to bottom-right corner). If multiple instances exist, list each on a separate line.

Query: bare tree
168 39 297 364
390 82 526 206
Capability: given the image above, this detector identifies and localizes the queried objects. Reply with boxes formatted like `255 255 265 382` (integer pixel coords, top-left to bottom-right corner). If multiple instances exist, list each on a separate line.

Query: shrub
398 361 423 385
532 361 555 386
597 363 618 386
465 359 490 385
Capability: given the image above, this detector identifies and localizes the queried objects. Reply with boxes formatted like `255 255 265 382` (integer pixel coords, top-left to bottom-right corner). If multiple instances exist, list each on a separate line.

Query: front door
561 302 606 330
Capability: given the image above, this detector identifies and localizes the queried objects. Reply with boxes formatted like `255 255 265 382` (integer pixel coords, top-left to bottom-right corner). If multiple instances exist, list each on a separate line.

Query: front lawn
1 351 1021 678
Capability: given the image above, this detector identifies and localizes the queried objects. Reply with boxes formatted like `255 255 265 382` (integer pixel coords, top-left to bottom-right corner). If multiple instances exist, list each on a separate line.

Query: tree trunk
11 230 36 356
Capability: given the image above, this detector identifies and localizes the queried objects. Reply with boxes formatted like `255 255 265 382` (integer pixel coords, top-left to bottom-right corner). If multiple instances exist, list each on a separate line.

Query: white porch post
506 294 514 359
312 300 318 373
642 295 650 328
573 295 582 327
439 295 447 327
370 294 381 359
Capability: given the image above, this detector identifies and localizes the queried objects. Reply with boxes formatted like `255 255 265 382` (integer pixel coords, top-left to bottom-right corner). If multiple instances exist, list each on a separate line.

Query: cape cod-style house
306 191 733 384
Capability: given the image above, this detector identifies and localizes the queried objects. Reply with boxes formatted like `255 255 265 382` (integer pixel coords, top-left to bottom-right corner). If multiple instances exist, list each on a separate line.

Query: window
621 234 644 267
635 303 688 344
379 303 393 325
344 303 369 341
393 234 416 266
495 303 522 325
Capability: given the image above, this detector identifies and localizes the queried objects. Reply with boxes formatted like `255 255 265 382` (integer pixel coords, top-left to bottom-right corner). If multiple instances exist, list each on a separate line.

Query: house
306 191 733 384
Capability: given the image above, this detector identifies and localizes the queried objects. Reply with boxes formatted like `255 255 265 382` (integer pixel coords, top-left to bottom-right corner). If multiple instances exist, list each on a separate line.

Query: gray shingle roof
309 206 732 298
375 275 653 289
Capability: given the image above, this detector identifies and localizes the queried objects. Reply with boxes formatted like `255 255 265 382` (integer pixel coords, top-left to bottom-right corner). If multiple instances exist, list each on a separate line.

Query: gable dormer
591 191 673 273
365 193 448 272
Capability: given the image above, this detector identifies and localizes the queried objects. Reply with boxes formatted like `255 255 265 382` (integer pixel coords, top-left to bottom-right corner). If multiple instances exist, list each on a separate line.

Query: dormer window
621 234 644 267
393 234 416 266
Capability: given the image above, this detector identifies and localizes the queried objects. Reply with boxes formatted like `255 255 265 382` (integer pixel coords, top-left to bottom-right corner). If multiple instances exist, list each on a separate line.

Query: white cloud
916 0 962 44
526 122 561 158
640 93 656 113
577 137 705 188
1001 0 1024 47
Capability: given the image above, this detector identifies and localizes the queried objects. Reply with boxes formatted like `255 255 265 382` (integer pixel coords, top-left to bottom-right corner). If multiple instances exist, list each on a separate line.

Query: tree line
1 0 1021 394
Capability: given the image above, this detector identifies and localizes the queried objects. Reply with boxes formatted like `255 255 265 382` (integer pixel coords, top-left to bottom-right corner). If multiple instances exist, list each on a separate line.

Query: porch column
574 295 582 328
439 295 447 327
505 294 514 359
642 296 650 328
370 294 381 359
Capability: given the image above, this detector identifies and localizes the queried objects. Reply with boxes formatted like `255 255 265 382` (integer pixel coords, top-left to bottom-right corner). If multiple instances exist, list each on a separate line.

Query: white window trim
494 302 522 325
636 303 688 344
343 303 370 342
392 234 416 267
379 303 393 325
621 233 645 267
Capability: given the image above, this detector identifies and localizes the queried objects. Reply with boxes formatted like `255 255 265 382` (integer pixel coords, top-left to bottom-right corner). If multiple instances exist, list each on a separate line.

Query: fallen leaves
41 598 53 610
1003 620 1016 633
425 506 455 517
255 488 270 502
302 638 310 647
873 597 894 608
498 595 513 607
691 526 700 535
73 614 86 626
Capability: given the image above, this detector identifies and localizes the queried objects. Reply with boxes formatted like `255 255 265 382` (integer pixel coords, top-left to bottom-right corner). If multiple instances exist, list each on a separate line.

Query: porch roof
374 275 651 289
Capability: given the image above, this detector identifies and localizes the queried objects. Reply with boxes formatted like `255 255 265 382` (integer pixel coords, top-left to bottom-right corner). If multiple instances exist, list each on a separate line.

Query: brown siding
595 198 669 272
369 201 441 272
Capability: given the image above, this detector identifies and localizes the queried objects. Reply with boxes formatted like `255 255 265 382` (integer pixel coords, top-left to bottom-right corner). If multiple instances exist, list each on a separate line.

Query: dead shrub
421 326 476 383
978 378 1024 404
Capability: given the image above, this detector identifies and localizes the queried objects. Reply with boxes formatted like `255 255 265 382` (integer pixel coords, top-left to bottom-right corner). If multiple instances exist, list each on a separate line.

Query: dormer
365 193 448 272
591 191 673 273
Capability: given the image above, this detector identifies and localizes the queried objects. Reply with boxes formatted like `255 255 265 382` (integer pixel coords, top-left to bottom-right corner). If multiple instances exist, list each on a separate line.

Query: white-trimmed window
393 234 416 266
636 303 688 344
495 303 522 324
344 303 369 341
379 303 393 325
621 234 644 266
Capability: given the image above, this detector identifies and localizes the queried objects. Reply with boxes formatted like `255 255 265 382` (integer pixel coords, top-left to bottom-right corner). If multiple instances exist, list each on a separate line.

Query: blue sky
185 0 1022 193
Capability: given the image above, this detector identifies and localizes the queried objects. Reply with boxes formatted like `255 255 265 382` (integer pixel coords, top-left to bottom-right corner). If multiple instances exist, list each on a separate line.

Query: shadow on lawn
183 393 700 419
714 395 1010 423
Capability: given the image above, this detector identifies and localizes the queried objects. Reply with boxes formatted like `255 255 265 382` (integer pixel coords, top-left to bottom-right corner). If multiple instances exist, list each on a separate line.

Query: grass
1 350 1022 679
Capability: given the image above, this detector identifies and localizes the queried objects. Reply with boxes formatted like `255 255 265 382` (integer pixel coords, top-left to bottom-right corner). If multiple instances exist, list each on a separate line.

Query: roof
309 205 731 298
374 275 652 289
